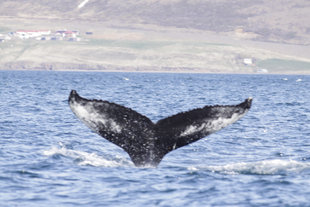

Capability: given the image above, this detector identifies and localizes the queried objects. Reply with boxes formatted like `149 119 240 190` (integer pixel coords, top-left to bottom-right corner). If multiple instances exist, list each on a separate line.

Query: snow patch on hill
78 0 89 9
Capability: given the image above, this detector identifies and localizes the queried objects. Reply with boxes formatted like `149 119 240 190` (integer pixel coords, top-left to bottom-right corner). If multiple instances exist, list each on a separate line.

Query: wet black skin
69 90 252 167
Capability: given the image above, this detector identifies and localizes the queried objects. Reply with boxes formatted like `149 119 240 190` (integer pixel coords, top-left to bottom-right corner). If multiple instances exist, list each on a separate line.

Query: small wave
123 77 130 81
43 143 133 168
189 159 310 175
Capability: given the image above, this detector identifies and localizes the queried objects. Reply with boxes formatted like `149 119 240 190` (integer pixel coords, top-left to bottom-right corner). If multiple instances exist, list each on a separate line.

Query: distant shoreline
1 68 309 75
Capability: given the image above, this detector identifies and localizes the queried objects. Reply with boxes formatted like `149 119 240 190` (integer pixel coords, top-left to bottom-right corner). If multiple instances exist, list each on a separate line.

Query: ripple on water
1 71 310 206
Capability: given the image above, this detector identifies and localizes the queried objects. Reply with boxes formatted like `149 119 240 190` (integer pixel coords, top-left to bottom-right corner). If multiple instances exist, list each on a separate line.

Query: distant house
243 58 253 65
66 31 79 38
85 32 93 35
15 30 51 39
56 30 66 35
56 30 79 38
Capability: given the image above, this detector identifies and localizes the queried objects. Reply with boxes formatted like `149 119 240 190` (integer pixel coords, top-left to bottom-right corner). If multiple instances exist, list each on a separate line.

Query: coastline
1 19 310 76
1 67 309 75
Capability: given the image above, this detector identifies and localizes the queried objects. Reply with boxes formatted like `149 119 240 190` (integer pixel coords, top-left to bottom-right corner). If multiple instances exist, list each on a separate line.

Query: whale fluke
68 90 252 167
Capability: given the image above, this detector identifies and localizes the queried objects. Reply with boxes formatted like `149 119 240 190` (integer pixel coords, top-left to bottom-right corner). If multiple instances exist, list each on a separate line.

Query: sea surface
0 70 310 207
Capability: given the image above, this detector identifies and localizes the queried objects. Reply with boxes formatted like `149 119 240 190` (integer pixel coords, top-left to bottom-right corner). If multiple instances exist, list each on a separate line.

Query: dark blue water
1 70 310 206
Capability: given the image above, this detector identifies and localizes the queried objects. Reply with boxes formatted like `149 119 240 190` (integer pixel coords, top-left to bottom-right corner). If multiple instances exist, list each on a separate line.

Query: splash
43 143 132 167
189 159 310 175
123 77 130 81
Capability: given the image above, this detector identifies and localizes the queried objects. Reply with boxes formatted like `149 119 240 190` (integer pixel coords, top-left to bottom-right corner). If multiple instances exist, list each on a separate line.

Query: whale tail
68 90 252 167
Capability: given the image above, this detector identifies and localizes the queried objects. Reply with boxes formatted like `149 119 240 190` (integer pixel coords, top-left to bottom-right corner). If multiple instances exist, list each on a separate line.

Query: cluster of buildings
0 30 93 43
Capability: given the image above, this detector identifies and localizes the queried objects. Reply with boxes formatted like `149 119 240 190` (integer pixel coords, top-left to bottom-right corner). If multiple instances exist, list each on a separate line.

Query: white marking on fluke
70 100 122 133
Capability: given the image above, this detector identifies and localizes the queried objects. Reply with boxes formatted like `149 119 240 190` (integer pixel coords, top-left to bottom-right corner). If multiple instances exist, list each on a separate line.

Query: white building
15 30 51 39
243 58 253 65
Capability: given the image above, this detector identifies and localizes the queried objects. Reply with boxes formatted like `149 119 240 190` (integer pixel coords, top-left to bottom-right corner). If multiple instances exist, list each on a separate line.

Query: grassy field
256 59 310 73
1 38 310 74
1 21 310 74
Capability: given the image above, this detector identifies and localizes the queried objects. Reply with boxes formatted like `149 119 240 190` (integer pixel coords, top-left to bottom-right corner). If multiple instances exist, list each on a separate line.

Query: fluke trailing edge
68 90 252 167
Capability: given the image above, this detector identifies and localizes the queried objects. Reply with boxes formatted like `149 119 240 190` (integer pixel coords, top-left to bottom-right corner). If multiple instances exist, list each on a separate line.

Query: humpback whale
68 90 252 167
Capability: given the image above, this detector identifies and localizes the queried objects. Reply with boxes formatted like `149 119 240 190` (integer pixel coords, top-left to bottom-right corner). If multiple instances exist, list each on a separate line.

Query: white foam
43 144 132 167
78 0 90 9
189 159 310 175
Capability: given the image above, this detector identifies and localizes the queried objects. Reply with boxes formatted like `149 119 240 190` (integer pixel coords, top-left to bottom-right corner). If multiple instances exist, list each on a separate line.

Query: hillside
1 0 309 44
0 0 310 73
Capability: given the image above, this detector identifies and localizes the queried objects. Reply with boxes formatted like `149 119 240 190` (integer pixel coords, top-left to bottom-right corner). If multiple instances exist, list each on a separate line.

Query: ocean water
0 70 310 207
